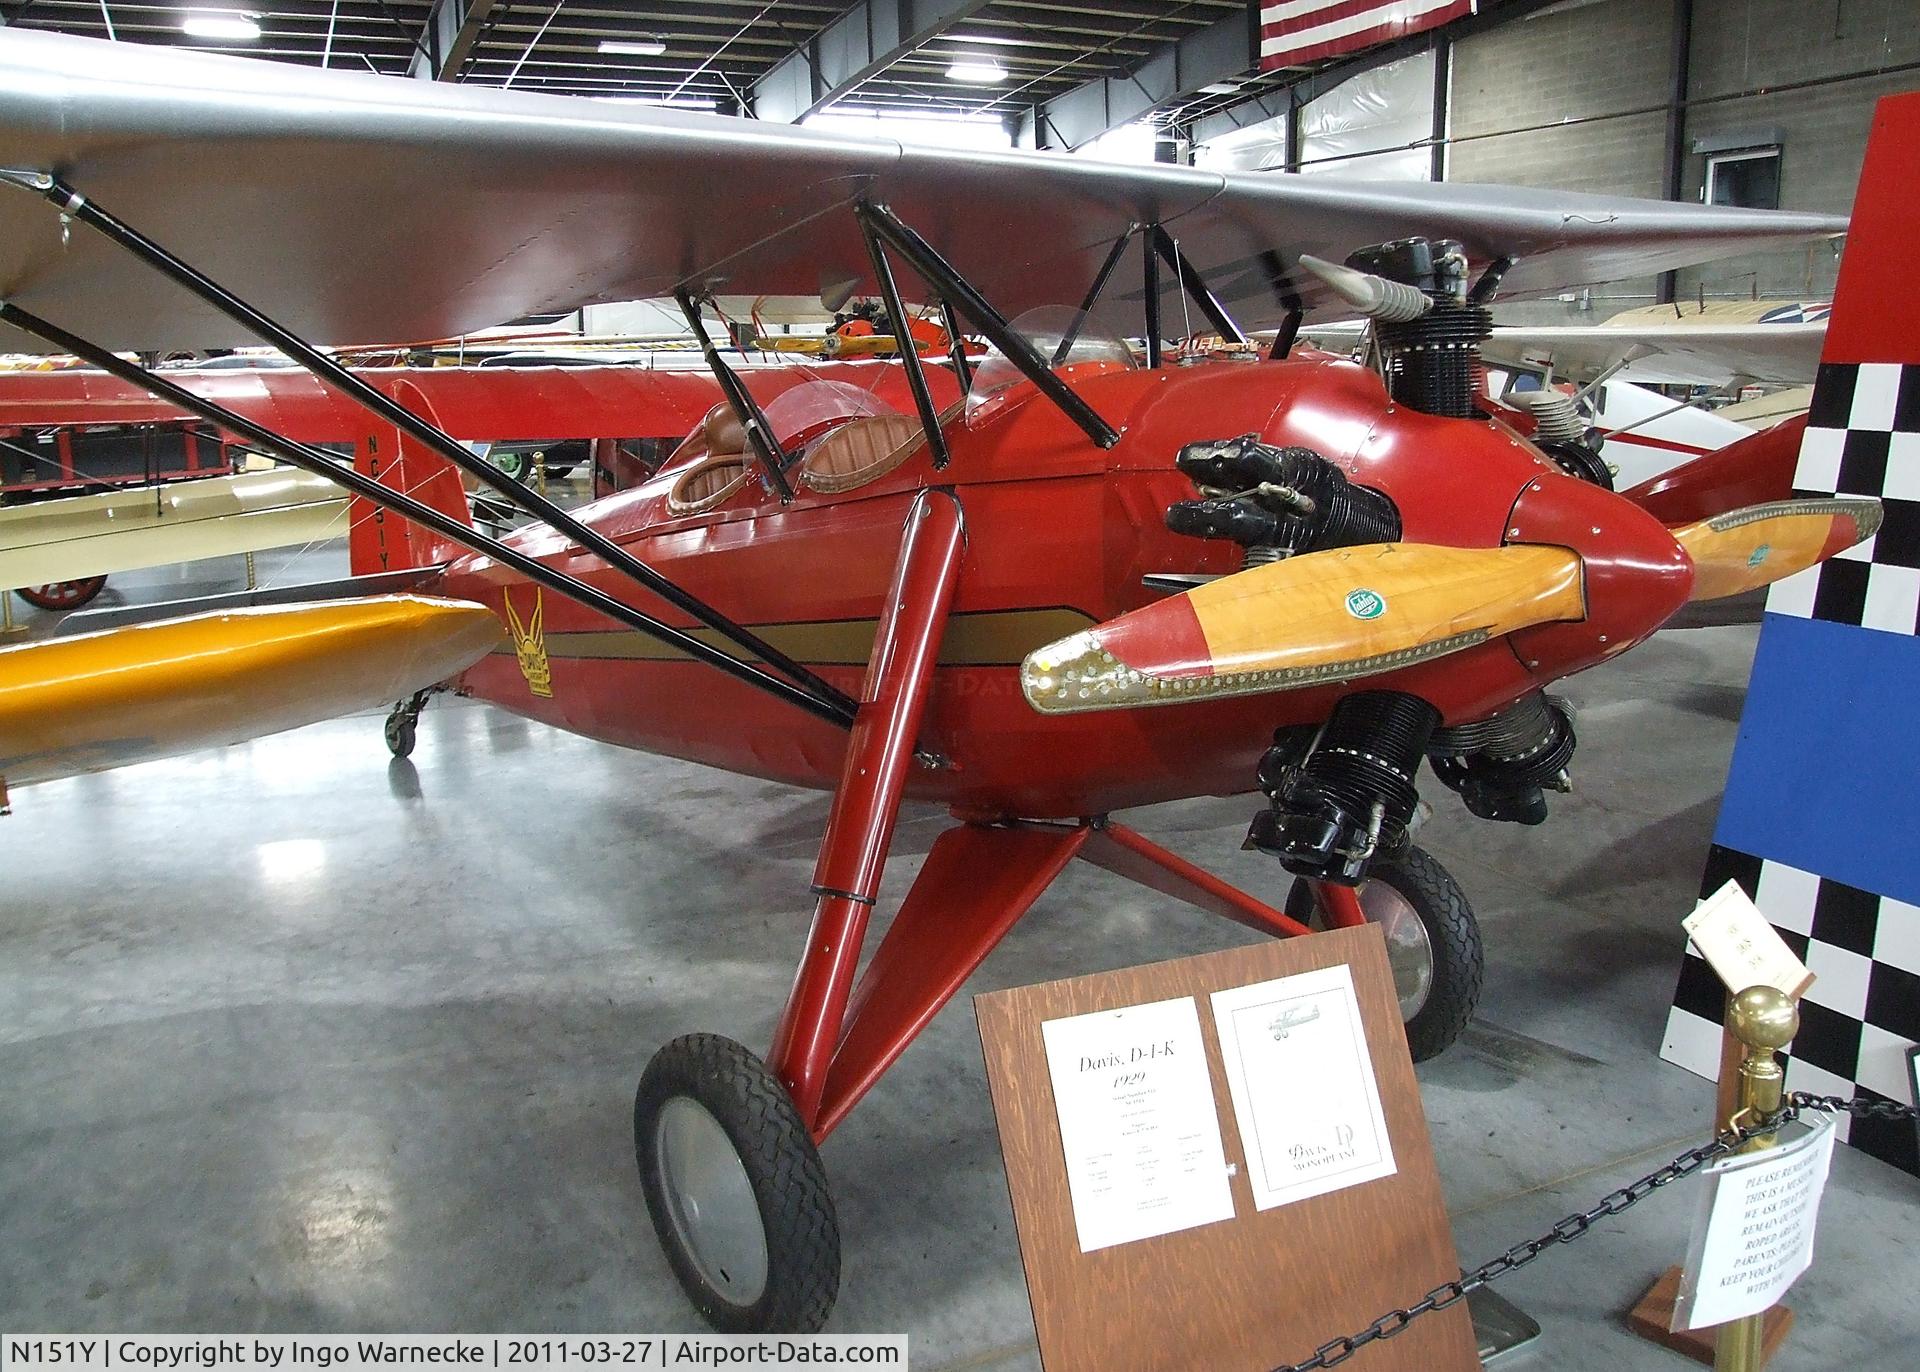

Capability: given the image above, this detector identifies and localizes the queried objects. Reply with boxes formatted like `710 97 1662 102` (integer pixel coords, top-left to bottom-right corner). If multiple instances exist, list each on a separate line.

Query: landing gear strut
383 689 430 758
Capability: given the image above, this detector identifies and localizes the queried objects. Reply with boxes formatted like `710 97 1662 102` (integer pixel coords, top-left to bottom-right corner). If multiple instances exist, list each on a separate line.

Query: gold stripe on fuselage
487 606 1098 668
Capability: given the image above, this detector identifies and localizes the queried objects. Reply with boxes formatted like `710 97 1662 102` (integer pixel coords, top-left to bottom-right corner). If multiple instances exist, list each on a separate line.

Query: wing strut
0 302 859 732
672 289 795 502
0 169 856 725
854 201 1121 449
938 301 973 389
858 213 950 470
1053 226 1136 366
1150 226 1248 347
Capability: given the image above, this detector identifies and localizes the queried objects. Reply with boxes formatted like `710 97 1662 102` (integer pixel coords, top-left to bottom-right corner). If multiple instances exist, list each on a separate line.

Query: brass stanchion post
1713 985 1799 1372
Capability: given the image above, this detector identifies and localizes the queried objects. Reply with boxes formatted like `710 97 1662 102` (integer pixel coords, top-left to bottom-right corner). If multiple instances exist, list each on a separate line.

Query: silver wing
0 31 1847 352
1481 321 1829 387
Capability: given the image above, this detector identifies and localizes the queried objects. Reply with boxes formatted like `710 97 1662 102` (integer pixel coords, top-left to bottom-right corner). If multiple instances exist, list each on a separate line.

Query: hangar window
1705 146 1782 210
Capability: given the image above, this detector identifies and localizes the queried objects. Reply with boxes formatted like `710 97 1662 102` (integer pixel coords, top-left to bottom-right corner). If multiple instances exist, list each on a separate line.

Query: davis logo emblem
1748 543 1772 569
503 587 553 698
1345 588 1387 621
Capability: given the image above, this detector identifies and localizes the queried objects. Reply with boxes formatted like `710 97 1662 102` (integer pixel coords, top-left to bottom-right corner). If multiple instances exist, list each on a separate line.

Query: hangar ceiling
0 1 1243 114
0 1 1543 148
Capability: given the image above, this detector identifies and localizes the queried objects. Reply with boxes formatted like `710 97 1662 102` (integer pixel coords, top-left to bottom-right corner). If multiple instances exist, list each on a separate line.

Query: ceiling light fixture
1200 81 1239 95
180 10 261 40
600 38 667 56
945 59 1006 85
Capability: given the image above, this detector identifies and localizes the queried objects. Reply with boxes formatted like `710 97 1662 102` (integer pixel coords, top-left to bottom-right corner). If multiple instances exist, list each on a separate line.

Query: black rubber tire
1285 844 1483 1062
635 1033 840 1334
383 712 417 759
543 463 577 480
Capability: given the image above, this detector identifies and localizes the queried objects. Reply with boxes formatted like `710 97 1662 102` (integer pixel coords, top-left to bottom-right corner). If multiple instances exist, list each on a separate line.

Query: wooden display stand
1626 1265 1794 1367
975 924 1476 1372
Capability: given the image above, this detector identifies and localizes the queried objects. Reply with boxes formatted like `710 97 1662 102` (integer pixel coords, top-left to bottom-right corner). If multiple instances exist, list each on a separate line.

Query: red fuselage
439 352 1691 818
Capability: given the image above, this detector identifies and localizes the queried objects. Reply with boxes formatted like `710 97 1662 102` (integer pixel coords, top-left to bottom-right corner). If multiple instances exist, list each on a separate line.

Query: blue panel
1715 613 1920 906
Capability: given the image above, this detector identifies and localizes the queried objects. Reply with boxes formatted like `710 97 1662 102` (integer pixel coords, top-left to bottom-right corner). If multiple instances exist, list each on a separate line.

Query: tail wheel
635 1034 839 1333
383 712 417 759
1285 844 1483 1062
16 576 108 611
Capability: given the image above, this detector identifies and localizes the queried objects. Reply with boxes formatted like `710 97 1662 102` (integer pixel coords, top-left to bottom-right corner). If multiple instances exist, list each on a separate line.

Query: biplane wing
0 468 348 590
0 30 1844 354
0 596 502 786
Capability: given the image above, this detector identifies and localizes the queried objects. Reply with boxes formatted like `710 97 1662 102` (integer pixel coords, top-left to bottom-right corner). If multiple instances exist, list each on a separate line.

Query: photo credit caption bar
2 1340 908 1371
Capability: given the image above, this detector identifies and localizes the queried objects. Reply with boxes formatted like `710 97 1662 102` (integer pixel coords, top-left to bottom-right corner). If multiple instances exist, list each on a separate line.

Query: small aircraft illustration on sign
0 31 1897 1334
1268 1004 1324 1040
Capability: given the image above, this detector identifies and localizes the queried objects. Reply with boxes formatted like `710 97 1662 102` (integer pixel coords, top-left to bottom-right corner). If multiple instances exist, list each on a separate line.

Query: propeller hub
1503 471 1695 681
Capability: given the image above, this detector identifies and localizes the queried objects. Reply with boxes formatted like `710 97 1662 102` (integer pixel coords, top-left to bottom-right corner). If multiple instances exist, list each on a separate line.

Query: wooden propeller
1020 542 1586 714
1671 498 1882 601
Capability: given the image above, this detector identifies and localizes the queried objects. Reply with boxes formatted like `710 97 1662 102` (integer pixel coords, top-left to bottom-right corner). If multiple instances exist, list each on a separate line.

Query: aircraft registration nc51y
0 30 1895 1334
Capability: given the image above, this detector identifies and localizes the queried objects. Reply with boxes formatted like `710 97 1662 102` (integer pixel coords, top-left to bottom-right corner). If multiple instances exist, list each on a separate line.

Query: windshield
760 372 904 453
965 306 1135 428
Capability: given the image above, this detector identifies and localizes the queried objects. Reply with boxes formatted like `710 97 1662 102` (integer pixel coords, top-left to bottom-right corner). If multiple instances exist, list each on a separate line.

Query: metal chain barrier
1273 1094 1920 1372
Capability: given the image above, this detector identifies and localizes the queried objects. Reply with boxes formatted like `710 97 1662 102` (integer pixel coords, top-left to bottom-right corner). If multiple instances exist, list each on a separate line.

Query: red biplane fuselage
439 349 1692 819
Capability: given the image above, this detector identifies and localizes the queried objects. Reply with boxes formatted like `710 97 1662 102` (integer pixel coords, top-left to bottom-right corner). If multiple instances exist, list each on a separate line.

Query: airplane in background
0 358 927 624
0 30 1893 1334
1303 297 1828 496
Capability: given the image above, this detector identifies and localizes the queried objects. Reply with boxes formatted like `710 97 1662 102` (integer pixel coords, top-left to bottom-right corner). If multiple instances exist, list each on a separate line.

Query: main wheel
383 710 417 759
17 576 108 611
635 1034 839 1333
1285 844 1483 1062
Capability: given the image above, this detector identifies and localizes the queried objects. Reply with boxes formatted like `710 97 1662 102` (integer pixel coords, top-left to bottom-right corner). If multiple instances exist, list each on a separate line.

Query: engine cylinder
1248 690 1440 885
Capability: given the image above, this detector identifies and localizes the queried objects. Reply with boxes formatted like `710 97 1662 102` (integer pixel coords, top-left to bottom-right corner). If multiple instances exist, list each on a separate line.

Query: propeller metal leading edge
1021 543 1586 714
1673 498 1883 602
1021 495 1884 716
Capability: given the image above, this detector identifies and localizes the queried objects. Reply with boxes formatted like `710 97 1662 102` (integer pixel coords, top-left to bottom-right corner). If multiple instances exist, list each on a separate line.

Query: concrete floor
3 549 1916 1368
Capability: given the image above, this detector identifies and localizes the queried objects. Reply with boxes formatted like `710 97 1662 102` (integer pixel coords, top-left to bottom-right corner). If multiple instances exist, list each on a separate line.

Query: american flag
1259 1 1473 71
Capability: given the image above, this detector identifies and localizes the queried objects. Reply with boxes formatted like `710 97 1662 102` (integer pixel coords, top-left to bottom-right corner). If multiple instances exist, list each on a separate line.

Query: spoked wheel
16 576 108 611
635 1034 840 1333
1285 844 1483 1062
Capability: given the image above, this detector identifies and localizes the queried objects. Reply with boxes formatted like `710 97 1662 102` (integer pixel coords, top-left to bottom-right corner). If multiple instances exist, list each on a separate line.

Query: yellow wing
0 469 349 590
0 595 502 787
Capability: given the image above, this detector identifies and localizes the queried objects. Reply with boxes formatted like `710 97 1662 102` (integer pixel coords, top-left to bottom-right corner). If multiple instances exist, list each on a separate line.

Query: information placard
976 925 1476 1372
1040 994 1236 1251
1684 880 1815 1000
1210 965 1397 1211
1674 1117 1838 1331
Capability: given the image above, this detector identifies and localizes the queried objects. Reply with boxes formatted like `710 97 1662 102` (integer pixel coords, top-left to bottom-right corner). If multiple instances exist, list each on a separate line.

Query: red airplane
0 32 1893 1334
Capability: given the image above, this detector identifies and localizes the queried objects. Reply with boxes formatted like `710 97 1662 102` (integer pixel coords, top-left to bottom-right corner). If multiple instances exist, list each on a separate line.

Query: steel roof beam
754 0 998 122
1026 8 1247 150
409 0 495 79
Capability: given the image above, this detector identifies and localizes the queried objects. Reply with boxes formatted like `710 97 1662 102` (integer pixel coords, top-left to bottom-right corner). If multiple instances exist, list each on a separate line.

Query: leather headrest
701 402 747 455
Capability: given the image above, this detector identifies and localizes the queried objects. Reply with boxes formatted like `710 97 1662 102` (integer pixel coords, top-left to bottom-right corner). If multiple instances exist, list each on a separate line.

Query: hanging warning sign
1673 1116 1838 1331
